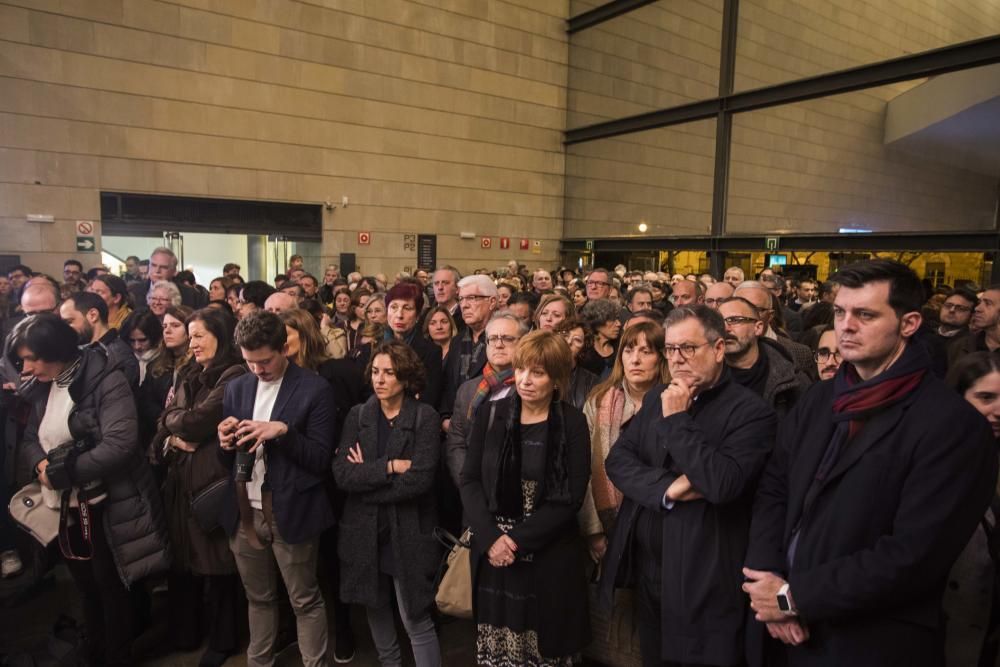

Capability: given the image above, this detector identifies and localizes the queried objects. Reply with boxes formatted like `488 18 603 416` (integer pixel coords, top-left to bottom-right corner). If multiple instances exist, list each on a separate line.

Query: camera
45 438 91 490
234 447 255 482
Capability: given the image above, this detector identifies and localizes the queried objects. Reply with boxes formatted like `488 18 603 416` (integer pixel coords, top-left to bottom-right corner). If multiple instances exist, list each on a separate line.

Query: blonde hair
512 329 572 397
533 293 575 327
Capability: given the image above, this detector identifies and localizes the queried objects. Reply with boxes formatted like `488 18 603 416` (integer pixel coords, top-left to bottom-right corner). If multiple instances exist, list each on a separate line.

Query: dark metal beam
567 0 658 34
708 0 740 277
565 34 1000 144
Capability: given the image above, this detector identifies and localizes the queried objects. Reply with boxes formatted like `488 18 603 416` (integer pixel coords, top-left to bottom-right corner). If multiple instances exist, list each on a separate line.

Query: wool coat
152 356 246 575
333 395 442 617
461 395 593 658
599 372 776 666
22 347 171 587
745 368 998 667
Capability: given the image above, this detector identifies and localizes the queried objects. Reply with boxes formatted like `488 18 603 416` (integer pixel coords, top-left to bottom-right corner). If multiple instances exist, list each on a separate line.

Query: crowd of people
0 248 998 667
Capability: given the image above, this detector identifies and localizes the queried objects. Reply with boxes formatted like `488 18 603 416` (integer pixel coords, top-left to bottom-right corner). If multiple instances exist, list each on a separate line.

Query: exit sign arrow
76 236 95 251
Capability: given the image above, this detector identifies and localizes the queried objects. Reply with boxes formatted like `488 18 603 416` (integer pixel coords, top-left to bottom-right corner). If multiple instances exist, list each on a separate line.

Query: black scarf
494 393 572 519
730 347 770 397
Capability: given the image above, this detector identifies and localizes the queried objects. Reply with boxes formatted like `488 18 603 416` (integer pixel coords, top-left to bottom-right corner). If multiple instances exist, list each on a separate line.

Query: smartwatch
776 583 797 616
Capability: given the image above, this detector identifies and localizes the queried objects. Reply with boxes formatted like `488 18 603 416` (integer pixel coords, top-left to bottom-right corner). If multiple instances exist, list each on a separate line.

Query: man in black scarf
743 260 997 667
719 296 811 421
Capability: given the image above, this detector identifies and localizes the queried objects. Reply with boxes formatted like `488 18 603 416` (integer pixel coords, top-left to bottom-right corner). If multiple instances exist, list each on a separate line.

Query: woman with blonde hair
461 329 591 666
534 293 575 331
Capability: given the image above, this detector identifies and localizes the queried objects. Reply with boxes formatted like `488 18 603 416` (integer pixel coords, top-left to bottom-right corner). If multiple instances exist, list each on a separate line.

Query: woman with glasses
461 330 592 666
384 282 443 409
579 299 622 381
147 280 182 319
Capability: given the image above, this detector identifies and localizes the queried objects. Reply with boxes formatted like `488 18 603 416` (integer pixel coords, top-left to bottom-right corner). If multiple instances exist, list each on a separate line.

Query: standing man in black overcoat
743 260 998 667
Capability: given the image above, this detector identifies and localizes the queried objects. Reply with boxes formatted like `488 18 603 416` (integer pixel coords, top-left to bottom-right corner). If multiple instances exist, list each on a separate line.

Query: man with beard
719 297 811 420
948 286 1000 367
59 291 139 392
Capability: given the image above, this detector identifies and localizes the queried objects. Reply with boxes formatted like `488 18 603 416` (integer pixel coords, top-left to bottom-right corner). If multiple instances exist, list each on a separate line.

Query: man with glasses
444 311 526 487
736 281 815 380
129 246 205 310
441 275 498 424
704 281 735 310
600 305 776 667
948 285 1000 367
585 268 613 302
719 297 810 420
62 259 85 294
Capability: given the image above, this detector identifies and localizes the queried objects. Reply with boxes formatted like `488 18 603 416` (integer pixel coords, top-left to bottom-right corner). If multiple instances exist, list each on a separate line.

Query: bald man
264 291 299 314
735 281 815 379
704 282 735 310
671 280 703 307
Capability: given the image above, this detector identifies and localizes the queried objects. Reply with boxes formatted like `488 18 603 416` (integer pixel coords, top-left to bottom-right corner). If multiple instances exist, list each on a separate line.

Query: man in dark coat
441 275 498 420
59 292 139 393
743 260 998 667
947 285 1000 368
719 296 812 421
128 247 206 310
219 312 336 667
600 305 777 667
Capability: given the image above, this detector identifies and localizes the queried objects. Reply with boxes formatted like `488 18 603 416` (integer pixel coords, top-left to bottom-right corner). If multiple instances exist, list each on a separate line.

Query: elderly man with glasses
585 268 613 302
599 304 777 667
440 275 499 425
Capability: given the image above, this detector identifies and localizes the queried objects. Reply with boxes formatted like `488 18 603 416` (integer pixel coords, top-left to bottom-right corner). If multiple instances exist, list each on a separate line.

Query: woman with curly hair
578 298 622 380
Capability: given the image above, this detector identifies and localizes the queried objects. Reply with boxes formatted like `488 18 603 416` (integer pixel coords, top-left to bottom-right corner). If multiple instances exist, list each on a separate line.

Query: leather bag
433 527 473 619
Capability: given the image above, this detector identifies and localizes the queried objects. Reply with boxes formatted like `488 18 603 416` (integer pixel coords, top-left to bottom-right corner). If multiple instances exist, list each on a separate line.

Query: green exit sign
765 237 779 252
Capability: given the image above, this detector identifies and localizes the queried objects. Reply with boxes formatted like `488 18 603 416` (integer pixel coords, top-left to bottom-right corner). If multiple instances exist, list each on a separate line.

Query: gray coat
445 375 514 487
333 395 443 616
22 347 171 587
760 337 813 421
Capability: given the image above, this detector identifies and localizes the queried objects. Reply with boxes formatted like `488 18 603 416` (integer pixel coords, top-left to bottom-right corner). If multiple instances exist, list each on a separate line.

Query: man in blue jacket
218 311 336 667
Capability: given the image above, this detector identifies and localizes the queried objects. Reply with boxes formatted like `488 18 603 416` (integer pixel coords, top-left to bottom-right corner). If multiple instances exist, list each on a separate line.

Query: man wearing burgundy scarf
743 260 997 667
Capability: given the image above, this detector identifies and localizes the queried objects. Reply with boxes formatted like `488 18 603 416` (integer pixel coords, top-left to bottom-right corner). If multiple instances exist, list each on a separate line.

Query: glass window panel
568 0 723 129
565 118 717 238
735 0 1000 91
727 70 1000 235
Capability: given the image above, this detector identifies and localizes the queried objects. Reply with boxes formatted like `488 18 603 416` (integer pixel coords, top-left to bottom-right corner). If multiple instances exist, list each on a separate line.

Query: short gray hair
458 274 498 297
487 310 530 337
150 246 178 267
663 305 726 343
149 280 182 306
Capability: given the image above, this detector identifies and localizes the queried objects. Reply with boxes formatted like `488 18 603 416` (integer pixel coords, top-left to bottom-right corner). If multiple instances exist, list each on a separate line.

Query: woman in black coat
460 329 592 666
333 339 443 667
150 307 246 666
13 315 170 666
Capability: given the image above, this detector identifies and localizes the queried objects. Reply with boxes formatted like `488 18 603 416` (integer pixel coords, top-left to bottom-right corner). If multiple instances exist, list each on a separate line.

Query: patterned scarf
467 363 514 419
591 384 628 522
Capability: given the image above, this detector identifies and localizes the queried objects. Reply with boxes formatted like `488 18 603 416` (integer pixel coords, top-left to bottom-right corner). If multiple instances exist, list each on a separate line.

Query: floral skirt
475 557 572 667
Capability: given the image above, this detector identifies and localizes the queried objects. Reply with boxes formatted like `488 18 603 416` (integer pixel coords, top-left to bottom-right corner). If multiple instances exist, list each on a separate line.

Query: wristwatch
777 583 798 616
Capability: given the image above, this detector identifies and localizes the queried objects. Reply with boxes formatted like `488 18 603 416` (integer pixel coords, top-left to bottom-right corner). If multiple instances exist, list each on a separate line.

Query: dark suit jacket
220 362 337 544
745 371 997 667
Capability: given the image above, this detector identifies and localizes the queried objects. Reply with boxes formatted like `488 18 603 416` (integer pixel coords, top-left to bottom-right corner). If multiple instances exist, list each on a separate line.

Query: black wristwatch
777 583 798 616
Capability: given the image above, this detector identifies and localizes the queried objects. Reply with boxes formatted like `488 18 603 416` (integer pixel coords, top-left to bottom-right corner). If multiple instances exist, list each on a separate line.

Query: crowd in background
0 248 998 667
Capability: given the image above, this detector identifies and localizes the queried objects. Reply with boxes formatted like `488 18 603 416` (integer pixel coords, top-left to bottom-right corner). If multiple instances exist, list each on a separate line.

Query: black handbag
190 477 229 532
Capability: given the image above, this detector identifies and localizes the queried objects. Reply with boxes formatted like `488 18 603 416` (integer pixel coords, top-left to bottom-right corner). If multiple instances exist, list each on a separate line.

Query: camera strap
58 490 94 561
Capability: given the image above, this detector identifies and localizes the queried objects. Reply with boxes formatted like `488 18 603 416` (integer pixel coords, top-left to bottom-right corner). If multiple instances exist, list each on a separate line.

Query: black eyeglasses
814 349 841 363
486 335 519 347
664 342 710 360
941 303 972 313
